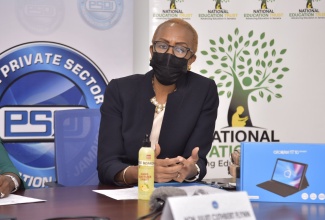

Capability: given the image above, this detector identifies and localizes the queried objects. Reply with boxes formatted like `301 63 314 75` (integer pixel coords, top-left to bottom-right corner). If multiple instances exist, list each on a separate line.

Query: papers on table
93 184 227 200
94 187 139 200
0 194 46 206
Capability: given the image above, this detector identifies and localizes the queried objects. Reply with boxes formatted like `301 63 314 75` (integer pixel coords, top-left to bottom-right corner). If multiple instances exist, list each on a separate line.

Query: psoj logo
289 0 324 19
78 0 123 30
199 0 238 20
16 0 64 35
200 28 289 128
153 0 192 20
0 42 108 188
0 42 108 141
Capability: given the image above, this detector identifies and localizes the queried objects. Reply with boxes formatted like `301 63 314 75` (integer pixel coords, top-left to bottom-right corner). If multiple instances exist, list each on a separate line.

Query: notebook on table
256 158 309 197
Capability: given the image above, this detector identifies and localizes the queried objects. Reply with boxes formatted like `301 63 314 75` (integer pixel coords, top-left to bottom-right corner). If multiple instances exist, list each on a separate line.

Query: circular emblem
0 42 108 108
78 0 123 30
212 200 219 209
0 41 108 188
16 0 64 35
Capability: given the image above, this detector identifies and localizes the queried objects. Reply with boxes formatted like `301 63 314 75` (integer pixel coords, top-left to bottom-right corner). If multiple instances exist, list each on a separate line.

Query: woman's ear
188 54 196 66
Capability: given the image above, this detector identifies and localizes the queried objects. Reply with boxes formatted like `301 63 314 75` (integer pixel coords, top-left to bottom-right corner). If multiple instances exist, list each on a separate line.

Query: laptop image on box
256 158 309 197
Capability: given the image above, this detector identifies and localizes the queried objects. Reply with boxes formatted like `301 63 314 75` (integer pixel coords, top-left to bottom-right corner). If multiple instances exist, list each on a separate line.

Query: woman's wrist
115 166 138 186
184 164 200 182
3 173 20 192
126 166 138 185
122 166 133 186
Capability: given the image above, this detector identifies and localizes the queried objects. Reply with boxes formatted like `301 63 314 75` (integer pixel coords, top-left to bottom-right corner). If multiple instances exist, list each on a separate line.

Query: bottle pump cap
142 134 151 147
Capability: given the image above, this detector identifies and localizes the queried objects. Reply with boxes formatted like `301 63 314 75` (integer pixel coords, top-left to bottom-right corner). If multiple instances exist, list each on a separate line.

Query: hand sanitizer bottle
138 134 154 200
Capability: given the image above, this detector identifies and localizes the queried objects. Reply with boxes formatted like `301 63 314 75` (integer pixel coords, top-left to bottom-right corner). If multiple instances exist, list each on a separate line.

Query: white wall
134 0 150 74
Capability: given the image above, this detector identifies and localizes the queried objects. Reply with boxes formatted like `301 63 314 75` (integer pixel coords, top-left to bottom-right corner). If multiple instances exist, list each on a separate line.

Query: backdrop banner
149 0 325 179
1 0 324 187
0 0 133 188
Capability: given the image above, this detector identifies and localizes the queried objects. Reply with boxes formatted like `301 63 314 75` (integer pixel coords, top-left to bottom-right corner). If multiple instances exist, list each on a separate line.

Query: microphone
149 187 187 211
192 188 209 196
137 187 187 220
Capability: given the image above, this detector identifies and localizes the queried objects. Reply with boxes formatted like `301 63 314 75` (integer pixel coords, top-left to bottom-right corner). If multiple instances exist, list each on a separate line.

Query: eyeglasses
153 41 193 59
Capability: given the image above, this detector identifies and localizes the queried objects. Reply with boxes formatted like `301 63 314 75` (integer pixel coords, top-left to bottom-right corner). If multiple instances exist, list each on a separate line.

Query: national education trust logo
244 0 283 20
289 0 325 19
200 28 289 130
152 0 192 20
78 0 123 30
200 29 287 164
198 0 238 21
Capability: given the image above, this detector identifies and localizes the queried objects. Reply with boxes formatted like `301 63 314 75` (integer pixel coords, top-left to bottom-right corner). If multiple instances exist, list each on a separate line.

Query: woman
0 139 27 198
98 18 219 186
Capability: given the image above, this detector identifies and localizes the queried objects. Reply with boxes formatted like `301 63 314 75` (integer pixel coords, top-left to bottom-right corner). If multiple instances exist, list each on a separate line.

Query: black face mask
150 52 188 86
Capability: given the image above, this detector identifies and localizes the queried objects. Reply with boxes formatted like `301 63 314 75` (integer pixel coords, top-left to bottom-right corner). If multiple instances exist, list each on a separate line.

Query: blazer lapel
159 73 188 141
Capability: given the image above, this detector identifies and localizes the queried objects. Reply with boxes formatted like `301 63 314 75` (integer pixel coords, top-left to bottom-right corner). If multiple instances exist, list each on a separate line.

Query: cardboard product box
237 142 325 203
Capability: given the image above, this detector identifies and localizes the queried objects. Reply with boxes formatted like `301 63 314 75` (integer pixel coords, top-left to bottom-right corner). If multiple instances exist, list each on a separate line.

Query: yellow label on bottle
138 147 154 200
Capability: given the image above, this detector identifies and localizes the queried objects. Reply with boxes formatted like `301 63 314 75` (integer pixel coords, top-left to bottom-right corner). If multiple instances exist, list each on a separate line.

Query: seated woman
97 18 219 186
0 138 27 198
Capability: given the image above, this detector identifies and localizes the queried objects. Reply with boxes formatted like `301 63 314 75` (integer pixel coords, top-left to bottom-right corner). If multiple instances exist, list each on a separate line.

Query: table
1 184 325 220
0 185 144 220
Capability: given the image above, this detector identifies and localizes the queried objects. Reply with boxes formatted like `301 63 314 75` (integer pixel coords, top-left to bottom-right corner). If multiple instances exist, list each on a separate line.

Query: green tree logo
261 0 268 9
215 0 222 9
200 28 289 127
168 0 184 9
213 0 230 9
306 0 321 8
306 0 313 8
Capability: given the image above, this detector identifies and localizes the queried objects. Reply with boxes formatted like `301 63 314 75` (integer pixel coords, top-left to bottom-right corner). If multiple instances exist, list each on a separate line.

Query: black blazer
97 70 219 185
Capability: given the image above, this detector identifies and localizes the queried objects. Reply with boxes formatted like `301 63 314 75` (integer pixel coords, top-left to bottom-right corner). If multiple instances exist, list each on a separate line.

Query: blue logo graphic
0 106 85 141
212 200 219 209
0 42 108 188
78 0 123 30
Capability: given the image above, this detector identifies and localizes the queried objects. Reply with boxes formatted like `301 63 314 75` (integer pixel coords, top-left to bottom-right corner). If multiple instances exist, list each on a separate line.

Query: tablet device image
256 158 309 197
